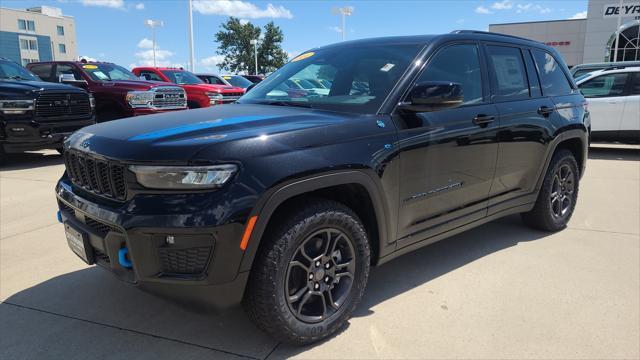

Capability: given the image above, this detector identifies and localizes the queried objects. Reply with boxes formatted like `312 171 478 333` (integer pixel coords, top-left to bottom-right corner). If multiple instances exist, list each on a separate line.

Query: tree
214 17 288 74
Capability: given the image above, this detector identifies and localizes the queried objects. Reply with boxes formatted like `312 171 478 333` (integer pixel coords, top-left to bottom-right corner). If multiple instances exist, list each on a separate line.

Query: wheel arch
535 128 588 191
239 170 392 273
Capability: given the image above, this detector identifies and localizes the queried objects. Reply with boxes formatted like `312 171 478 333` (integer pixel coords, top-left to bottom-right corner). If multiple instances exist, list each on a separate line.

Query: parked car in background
576 66 639 144
196 73 253 91
241 74 264 83
133 67 244 108
55 30 589 344
27 61 187 122
571 61 640 78
1 58 94 160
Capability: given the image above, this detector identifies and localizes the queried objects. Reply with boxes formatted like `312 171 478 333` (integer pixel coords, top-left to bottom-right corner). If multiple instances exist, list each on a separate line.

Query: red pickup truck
27 61 187 122
132 67 244 108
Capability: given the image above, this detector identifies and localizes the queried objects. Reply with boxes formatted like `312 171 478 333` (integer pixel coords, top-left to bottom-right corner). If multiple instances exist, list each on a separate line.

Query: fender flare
238 170 392 272
534 127 588 191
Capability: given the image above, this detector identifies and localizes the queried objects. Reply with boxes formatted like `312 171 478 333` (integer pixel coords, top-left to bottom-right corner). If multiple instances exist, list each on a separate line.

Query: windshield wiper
257 100 313 108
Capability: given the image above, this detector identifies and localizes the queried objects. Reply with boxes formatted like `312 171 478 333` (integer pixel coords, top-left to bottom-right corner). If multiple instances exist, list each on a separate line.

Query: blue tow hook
56 210 62 223
118 248 133 268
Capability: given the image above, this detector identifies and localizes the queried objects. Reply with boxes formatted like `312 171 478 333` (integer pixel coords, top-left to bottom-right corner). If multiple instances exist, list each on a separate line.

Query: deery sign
603 3 640 18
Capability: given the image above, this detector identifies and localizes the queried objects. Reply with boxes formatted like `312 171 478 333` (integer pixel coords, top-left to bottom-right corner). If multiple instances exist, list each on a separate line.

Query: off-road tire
243 199 370 345
522 149 579 231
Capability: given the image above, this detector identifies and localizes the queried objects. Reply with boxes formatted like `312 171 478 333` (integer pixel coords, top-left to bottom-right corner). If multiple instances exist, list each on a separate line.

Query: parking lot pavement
1 145 639 359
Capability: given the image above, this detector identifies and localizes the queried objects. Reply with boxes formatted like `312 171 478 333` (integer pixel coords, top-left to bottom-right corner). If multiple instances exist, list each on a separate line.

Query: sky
2 0 589 73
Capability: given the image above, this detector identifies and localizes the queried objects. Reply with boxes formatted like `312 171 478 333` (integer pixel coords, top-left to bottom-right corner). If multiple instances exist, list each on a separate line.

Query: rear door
484 44 554 212
577 72 629 134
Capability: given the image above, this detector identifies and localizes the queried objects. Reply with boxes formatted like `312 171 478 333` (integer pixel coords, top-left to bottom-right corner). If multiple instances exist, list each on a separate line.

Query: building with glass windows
0 6 77 66
489 0 640 67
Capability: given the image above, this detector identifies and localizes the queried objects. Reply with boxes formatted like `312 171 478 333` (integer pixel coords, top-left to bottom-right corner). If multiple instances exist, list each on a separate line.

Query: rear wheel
243 200 370 345
522 149 579 231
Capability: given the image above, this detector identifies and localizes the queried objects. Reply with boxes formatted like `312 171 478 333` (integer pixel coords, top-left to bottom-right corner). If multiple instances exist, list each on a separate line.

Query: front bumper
1 117 95 152
55 179 249 308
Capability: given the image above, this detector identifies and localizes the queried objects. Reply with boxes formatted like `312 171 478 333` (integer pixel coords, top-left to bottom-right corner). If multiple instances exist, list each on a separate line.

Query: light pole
144 19 164 67
332 6 354 41
250 39 258 75
187 0 195 72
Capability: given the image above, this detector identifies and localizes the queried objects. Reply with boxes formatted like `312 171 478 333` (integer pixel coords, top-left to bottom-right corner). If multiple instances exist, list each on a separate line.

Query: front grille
152 87 187 109
84 215 122 236
36 92 92 118
158 247 212 275
64 151 127 200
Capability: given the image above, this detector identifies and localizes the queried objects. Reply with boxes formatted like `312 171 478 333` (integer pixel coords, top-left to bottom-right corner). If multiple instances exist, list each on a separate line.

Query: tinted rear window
531 49 573 96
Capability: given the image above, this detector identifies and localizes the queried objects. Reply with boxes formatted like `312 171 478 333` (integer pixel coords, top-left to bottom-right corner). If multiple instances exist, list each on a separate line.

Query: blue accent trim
36 35 52 61
376 120 386 128
118 248 133 268
128 115 273 141
56 210 62 223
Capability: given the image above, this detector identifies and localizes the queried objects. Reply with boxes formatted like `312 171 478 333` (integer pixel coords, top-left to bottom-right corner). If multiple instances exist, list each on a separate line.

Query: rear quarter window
531 49 573 97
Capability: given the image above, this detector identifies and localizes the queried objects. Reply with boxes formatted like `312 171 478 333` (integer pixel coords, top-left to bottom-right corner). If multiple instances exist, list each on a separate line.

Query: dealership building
0 6 77 66
489 0 640 67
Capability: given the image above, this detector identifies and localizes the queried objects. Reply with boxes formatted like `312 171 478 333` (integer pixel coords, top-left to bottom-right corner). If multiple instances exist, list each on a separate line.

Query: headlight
129 164 238 189
206 92 223 104
126 91 154 108
88 94 96 110
0 99 34 114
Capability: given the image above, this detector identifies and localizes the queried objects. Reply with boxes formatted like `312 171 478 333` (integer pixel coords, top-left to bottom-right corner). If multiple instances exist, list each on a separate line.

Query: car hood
98 79 177 91
182 83 244 93
0 79 86 95
67 104 349 162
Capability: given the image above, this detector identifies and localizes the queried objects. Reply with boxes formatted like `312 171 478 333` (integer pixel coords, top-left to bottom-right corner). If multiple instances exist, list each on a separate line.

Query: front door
394 42 499 246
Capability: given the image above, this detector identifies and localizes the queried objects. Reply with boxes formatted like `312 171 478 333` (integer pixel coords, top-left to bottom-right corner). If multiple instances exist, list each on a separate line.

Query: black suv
55 31 589 344
0 58 94 160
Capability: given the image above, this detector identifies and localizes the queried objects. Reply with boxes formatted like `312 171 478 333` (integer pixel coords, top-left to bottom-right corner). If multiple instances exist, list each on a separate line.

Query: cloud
516 3 552 14
475 6 492 14
569 10 587 19
193 0 293 19
134 3 144 10
239 19 249 25
491 0 512 10
329 26 342 33
199 55 225 71
137 38 154 49
79 0 124 9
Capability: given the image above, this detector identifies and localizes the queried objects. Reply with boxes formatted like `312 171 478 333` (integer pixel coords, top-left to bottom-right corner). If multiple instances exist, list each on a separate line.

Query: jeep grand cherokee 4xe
55 31 589 345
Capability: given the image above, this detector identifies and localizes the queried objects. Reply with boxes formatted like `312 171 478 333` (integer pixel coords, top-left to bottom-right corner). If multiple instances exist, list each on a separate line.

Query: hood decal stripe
128 115 273 141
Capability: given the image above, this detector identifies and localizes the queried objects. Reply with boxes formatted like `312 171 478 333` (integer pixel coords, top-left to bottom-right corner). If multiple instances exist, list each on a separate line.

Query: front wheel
522 149 579 231
243 200 370 345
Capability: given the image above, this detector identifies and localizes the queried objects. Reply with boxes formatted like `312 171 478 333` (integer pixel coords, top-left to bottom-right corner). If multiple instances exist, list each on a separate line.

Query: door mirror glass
400 81 463 112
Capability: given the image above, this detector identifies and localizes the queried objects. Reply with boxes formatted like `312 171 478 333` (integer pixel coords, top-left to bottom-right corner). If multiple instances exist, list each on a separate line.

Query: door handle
473 114 495 126
537 106 555 117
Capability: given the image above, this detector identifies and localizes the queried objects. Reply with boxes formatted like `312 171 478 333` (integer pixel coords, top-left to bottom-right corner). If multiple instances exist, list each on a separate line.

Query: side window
486 45 529 101
209 76 227 85
630 73 640 95
29 64 53 81
140 71 163 81
531 49 573 96
415 43 483 105
578 73 630 98
55 64 82 81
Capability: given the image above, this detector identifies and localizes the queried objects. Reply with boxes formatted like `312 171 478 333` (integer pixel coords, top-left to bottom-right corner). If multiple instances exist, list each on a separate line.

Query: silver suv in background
576 66 640 144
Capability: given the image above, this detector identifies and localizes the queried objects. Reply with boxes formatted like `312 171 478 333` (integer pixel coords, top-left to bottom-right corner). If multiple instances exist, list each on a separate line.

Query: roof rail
450 30 541 43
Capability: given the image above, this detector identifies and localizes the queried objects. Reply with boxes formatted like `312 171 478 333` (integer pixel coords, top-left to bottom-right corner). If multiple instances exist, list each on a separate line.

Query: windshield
238 44 423 114
223 75 252 88
0 61 40 81
81 63 139 81
161 70 203 85
574 72 593 83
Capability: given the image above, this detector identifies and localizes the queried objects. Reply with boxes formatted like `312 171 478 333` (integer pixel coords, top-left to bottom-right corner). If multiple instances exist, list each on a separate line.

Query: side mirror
398 81 463 112
59 73 87 86
246 83 257 92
